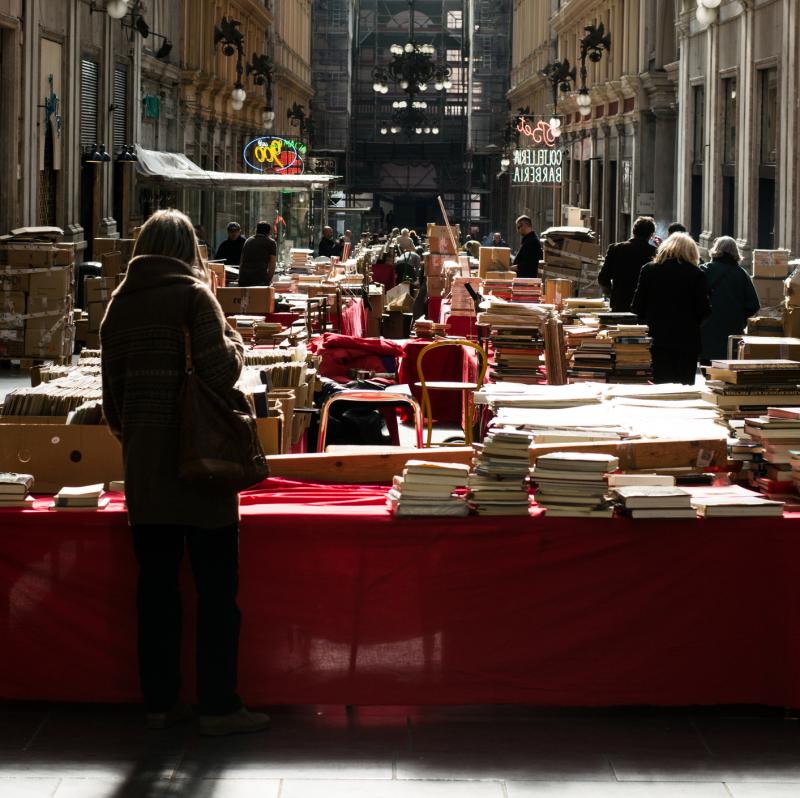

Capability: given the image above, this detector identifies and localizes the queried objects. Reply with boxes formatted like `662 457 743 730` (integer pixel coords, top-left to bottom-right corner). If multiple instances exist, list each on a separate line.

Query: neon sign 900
243 136 306 175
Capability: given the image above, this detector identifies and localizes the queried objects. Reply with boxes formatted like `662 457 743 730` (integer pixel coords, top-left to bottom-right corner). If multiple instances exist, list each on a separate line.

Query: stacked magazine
387 461 469 517
530 452 618 517
0 472 35 509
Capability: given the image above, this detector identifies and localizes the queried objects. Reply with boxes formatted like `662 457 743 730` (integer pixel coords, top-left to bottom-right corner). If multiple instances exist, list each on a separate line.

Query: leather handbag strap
182 326 194 373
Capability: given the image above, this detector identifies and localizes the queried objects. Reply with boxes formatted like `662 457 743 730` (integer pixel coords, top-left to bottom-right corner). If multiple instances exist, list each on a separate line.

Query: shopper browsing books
101 209 269 736
631 233 711 384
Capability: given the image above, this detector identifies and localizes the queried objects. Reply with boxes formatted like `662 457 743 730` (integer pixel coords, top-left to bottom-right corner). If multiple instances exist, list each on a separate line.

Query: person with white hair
699 236 760 361
396 227 414 252
631 233 712 384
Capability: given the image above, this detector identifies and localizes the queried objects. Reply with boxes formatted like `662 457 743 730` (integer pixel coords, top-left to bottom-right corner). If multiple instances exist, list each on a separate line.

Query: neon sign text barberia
243 136 307 175
511 117 563 187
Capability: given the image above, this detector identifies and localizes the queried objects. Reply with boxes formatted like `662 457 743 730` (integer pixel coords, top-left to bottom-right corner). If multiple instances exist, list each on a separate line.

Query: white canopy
135 147 338 190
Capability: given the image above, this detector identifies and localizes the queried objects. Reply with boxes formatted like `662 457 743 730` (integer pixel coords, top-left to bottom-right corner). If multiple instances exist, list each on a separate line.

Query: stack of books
287 248 316 274
701 359 800 419
612 485 695 519
466 473 530 516
473 426 534 480
605 325 653 383
687 485 784 518
413 318 447 338
530 452 619 517
252 321 287 345
568 338 614 382
489 327 546 384
511 277 542 304
482 272 513 301
742 411 800 478
50 483 109 511
387 460 470 517
0 472 35 509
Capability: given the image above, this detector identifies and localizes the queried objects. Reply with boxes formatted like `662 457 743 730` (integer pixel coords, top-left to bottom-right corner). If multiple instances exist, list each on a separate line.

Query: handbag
177 327 269 491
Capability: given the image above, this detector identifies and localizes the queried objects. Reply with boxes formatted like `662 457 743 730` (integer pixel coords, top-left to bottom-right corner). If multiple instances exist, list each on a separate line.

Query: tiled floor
0 703 799 797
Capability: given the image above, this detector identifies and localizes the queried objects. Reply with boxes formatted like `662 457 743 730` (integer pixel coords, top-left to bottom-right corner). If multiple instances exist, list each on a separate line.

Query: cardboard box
101 251 123 278
0 339 25 357
0 423 123 492
752 249 790 278
208 260 226 287
0 267 30 293
2 244 58 267
29 265 72 297
561 238 601 262
783 305 800 339
24 316 70 358
117 238 136 265
738 335 800 361
88 301 107 332
746 315 784 336
216 287 275 315
84 276 118 305
478 246 512 278
0 291 26 319
752 276 785 307
256 416 282 456
92 237 119 259
28 294 71 316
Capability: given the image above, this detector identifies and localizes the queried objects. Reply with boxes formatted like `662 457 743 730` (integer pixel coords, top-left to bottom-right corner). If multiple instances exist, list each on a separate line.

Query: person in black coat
215 222 245 265
512 215 543 278
598 216 657 312
631 233 712 385
699 236 760 362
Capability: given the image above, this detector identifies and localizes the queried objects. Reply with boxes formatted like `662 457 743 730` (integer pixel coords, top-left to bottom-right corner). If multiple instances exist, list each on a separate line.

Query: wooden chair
316 389 423 452
415 339 488 447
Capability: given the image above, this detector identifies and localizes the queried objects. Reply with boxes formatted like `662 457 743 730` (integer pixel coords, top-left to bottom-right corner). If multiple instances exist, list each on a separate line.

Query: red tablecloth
4 479 800 707
397 339 478 423
438 299 477 338
372 263 396 291
340 296 367 338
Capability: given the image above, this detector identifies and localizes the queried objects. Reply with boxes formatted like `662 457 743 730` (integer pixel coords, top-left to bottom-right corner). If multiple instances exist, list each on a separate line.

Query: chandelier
373 0 449 136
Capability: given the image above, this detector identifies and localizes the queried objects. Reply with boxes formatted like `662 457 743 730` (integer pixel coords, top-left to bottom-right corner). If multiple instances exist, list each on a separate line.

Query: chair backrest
415 339 489 392
317 389 423 452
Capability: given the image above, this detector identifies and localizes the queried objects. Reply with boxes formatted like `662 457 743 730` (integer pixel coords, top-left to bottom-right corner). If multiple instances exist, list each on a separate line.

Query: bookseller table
3 478 800 708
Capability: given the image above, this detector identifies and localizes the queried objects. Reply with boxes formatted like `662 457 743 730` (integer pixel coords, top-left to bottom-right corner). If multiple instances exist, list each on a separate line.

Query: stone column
21 0 39 224
699 17 719 253
778 0 799 253
674 13 693 229
735 0 755 263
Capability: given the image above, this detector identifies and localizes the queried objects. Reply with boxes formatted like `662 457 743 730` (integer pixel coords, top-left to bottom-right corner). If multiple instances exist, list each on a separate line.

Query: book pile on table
687 485 784 518
2 374 103 417
567 338 613 382
482 272 513 301
701 359 800 419
530 452 618 517
511 277 542 303
50 483 109 511
605 325 652 383
489 327 546 384
286 249 316 274
473 426 533 480
0 472 35 509
413 318 446 338
559 296 610 323
466 473 530 516
387 460 470 517
611 485 695 519
742 409 800 476
252 321 287 345
476 296 552 328
271 274 297 293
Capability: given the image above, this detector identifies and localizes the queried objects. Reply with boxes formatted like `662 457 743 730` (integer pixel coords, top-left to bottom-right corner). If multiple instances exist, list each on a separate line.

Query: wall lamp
214 16 247 110
246 52 275 129
539 60 576 113
696 0 721 27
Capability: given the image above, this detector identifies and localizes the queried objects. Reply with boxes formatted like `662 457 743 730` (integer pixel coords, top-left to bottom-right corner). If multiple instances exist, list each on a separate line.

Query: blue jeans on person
131 523 242 716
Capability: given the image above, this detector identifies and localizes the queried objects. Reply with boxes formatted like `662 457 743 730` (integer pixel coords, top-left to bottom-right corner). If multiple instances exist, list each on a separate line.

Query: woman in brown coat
101 209 268 735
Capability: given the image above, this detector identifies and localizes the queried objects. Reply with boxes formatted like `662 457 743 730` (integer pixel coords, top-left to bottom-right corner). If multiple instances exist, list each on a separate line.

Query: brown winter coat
100 255 244 528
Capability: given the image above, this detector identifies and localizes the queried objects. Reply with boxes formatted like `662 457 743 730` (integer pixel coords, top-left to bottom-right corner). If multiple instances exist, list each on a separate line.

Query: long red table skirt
3 479 800 707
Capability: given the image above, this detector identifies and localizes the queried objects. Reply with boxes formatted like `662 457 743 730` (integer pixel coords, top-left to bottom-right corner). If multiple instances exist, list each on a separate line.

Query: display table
3 478 800 708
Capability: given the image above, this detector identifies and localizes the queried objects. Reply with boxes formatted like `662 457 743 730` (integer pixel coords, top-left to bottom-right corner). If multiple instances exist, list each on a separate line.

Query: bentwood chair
316 389 424 452
414 339 489 447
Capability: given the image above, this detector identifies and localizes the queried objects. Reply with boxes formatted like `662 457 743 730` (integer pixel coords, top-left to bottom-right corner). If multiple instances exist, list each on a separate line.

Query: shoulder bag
178 327 269 492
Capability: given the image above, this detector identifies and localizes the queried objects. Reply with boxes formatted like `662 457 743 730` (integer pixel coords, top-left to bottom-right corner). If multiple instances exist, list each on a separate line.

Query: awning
135 147 339 190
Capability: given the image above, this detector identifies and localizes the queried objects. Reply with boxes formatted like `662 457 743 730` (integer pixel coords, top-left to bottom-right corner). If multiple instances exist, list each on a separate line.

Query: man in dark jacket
318 226 337 258
215 222 245 265
238 221 277 286
598 216 657 312
513 215 543 278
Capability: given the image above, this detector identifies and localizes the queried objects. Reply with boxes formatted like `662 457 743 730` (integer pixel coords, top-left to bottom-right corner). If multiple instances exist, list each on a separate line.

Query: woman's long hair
132 209 208 281
654 232 700 266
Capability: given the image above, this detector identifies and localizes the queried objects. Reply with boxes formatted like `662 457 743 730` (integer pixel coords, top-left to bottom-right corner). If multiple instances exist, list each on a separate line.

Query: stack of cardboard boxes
425 223 459 298
540 227 601 296
752 249 791 309
0 230 76 360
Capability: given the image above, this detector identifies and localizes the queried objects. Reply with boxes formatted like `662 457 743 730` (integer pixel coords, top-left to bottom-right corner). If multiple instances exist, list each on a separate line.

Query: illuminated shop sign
243 136 306 175
511 117 563 187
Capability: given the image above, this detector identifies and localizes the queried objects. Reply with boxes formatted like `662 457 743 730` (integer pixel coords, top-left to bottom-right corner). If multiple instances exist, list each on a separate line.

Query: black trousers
131 523 242 715
651 346 699 385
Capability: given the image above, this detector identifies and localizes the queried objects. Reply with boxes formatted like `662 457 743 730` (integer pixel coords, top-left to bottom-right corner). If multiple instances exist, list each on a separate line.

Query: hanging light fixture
214 16 247 107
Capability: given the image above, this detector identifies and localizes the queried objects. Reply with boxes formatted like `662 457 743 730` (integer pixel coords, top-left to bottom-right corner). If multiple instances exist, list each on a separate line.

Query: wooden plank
265 447 474 484
529 436 728 471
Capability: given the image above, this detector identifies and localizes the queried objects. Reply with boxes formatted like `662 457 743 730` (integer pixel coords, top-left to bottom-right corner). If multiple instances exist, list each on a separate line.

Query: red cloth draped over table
339 296 367 338
371 262 396 291
3 478 800 707
438 299 477 339
309 333 403 382
397 339 479 423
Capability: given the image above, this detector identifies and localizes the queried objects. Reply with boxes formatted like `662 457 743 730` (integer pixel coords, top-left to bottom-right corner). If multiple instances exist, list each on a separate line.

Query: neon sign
243 136 307 175
511 116 563 187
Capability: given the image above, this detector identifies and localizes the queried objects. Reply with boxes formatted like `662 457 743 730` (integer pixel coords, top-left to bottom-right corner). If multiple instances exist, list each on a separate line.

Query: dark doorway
757 176 775 249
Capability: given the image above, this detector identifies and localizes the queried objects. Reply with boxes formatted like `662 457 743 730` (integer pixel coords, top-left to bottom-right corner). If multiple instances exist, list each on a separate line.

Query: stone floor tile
173 747 394 781
506 781 731 797
53 776 176 798
690 716 800 756
726 786 800 798
0 777 61 798
0 708 50 752
396 751 614 782
609 752 800 782
281 779 506 797
0 757 177 781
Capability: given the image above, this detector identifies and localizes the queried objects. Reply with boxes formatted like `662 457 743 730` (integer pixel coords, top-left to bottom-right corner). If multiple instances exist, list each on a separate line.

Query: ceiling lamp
106 0 129 19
